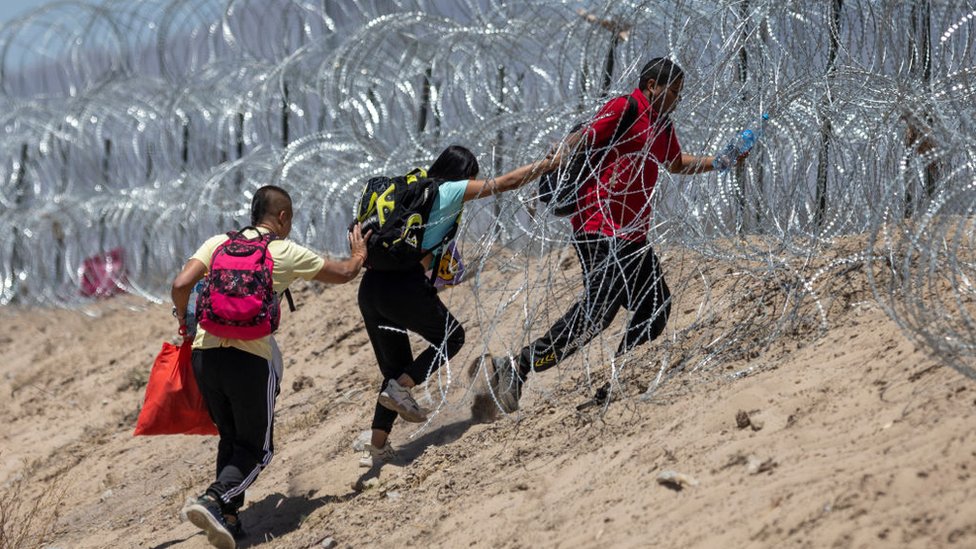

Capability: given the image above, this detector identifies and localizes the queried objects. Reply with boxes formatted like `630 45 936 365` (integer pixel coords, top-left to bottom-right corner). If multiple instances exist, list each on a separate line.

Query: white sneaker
377 379 428 423
358 442 397 468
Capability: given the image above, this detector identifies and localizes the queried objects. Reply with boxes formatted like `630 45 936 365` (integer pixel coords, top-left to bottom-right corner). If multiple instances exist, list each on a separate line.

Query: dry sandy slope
1 243 974 549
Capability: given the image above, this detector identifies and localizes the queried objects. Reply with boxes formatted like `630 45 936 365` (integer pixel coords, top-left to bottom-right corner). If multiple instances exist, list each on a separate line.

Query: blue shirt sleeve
422 179 468 250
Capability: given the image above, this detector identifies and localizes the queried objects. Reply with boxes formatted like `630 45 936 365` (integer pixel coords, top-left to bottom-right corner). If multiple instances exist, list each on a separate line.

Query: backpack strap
216 226 277 263
405 167 428 183
607 95 639 147
232 225 278 241
417 178 463 256
235 226 293 312
228 226 295 312
243 227 286 307
425 209 463 285
282 288 296 312
412 177 462 285
428 259 440 286
582 95 639 188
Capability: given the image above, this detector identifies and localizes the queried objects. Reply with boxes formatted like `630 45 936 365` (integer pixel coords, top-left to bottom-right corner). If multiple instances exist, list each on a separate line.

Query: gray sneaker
358 442 397 468
489 355 523 413
377 379 428 423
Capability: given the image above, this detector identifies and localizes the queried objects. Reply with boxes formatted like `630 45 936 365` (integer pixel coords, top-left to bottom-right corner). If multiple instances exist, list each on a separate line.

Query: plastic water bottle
185 280 205 338
713 113 769 172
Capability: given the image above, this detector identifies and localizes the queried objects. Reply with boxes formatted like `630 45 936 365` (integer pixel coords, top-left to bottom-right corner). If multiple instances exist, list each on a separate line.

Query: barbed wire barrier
0 1 973 420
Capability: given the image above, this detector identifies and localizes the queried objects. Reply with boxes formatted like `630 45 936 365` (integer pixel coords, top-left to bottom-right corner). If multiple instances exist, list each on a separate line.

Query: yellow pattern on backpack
357 168 428 227
375 183 396 225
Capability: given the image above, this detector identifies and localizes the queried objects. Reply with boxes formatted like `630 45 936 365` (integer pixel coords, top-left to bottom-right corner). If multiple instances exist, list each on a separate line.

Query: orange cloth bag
133 340 217 436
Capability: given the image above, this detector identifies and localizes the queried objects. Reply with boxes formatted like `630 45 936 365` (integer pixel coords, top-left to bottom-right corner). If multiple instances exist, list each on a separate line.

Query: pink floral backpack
195 227 279 340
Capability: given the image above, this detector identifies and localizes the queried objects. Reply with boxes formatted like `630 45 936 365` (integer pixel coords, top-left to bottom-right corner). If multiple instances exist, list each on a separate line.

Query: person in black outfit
357 145 560 467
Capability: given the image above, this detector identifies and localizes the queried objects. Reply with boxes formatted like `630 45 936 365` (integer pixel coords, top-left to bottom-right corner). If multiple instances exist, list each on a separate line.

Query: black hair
251 185 292 225
428 145 480 181
638 58 684 90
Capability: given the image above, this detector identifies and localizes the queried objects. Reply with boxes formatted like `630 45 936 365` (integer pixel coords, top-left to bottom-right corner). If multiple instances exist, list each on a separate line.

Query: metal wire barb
0 0 973 394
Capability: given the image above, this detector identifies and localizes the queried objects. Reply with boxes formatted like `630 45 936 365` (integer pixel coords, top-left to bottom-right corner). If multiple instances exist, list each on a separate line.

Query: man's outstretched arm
669 149 753 175
667 153 716 175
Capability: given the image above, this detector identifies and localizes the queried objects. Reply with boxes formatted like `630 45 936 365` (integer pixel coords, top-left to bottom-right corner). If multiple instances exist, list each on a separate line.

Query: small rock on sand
656 470 699 491
736 410 751 429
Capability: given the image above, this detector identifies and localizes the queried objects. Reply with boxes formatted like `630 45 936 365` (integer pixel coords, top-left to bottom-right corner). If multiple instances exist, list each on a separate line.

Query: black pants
192 347 279 514
358 266 465 433
517 234 671 375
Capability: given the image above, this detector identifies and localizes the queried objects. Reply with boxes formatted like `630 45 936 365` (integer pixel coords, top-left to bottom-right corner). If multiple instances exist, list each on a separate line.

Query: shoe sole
185 504 236 549
377 393 428 423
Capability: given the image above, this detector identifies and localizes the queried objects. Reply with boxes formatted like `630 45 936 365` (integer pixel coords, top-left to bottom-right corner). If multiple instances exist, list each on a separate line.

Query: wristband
172 306 186 320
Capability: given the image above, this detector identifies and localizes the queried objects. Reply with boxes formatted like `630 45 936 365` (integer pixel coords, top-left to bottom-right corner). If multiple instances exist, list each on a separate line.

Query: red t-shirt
570 88 682 241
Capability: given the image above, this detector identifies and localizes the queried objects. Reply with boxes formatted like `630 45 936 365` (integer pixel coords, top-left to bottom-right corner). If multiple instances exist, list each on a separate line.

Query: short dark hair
428 145 480 181
251 185 292 225
638 58 684 90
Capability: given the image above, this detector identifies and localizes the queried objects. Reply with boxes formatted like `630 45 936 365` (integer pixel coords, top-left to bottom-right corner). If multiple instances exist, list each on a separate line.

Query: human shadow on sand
349 416 480 490
232 491 359 547
395 417 477 464
150 535 197 549
151 490 359 548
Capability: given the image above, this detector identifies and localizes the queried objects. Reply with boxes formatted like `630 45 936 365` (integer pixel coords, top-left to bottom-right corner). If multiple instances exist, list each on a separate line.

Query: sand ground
1 242 974 549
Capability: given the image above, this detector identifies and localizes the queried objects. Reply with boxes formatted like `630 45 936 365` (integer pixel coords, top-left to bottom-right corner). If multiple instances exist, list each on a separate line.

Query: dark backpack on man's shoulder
354 168 456 271
538 95 639 216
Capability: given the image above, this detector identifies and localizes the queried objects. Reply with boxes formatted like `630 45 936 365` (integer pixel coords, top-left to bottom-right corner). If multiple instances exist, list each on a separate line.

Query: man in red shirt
489 58 740 412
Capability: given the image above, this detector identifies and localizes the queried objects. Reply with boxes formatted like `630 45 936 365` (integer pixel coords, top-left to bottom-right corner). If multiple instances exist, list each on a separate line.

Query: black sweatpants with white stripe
192 347 278 514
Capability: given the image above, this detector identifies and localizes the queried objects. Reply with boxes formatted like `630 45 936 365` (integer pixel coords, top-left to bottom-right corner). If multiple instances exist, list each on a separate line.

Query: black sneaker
182 495 236 549
489 355 523 413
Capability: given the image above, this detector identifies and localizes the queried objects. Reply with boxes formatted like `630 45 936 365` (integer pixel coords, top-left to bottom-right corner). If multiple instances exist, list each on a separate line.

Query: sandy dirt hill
1 241 974 549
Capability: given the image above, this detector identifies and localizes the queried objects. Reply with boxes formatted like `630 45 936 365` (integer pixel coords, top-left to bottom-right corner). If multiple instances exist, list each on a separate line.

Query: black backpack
538 95 639 216
354 168 458 271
